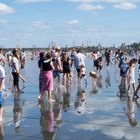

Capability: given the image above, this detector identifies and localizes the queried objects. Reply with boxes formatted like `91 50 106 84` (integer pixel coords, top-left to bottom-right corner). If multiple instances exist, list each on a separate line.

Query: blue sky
0 0 140 48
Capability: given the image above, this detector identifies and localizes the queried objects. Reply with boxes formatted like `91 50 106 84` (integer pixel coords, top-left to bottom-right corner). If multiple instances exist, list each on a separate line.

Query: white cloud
0 19 8 24
33 21 48 29
66 0 140 3
0 3 15 15
65 0 94 2
67 20 79 24
24 33 33 36
16 0 51 3
77 3 104 11
114 2 136 10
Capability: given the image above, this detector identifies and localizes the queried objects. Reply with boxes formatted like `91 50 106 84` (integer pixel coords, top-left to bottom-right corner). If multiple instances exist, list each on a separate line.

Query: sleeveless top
42 60 53 71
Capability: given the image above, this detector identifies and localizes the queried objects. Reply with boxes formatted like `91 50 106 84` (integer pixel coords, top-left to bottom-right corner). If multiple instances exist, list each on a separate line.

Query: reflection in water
125 98 137 126
105 70 111 88
7 70 13 91
116 77 127 101
74 86 86 114
13 94 25 132
39 101 56 140
97 74 103 88
53 102 63 128
63 83 71 112
135 100 140 111
0 124 4 140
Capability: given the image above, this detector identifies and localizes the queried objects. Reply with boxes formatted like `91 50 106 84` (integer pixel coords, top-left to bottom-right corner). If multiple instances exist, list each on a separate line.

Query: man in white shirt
74 49 86 80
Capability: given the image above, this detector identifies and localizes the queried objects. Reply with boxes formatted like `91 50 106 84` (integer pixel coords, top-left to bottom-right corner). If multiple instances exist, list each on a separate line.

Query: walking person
74 49 86 82
0 56 6 122
127 58 137 97
133 54 140 100
38 52 45 93
61 52 71 84
39 51 55 102
11 49 23 93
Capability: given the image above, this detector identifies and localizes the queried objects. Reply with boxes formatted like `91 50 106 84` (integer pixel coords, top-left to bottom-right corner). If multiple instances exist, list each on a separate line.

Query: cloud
65 0 140 4
33 21 48 29
15 0 51 3
0 3 15 15
114 2 136 10
65 0 94 2
0 19 8 24
67 20 79 24
77 3 104 11
24 33 33 36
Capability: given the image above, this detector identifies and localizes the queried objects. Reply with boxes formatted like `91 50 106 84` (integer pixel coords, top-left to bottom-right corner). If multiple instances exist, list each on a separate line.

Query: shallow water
2 55 140 140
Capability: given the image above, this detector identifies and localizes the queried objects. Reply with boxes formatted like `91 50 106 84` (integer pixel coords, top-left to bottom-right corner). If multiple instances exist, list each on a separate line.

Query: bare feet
19 90 24 94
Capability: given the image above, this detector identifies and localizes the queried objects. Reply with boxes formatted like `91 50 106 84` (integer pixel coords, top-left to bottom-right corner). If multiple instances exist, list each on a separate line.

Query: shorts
53 70 60 78
76 68 80 73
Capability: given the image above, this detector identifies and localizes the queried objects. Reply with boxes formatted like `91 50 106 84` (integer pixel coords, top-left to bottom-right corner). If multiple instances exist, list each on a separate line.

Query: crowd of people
37 46 140 127
0 48 26 124
0 46 139 134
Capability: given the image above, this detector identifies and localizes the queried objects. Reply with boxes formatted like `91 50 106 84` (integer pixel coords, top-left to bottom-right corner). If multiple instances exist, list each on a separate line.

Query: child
61 53 71 84
127 58 137 97
96 57 103 72
89 71 98 93
79 64 87 86
133 55 140 100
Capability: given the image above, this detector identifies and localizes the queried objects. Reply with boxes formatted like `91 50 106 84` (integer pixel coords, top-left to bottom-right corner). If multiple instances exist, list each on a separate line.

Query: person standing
0 56 5 122
127 58 137 97
74 49 86 82
11 49 23 93
38 52 45 93
41 51 55 102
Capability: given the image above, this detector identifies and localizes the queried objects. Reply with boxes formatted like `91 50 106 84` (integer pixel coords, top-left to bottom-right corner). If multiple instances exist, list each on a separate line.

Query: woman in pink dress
41 51 55 102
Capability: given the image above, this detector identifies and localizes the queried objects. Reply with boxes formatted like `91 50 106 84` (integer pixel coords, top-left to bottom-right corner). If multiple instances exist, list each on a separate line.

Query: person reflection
13 94 24 132
126 98 137 126
105 70 111 88
97 74 103 88
89 71 98 94
116 77 127 100
0 124 4 140
63 83 70 112
39 101 56 140
54 102 63 128
74 86 86 114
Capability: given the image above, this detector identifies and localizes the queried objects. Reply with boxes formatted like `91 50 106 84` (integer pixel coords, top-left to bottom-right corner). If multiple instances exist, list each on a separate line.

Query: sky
0 0 140 48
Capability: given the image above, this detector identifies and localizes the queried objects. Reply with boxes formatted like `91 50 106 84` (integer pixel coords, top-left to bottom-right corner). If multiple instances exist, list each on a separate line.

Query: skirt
42 71 53 92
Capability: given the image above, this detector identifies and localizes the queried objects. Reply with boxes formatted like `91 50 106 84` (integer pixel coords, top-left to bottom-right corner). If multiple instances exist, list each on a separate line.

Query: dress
42 60 53 92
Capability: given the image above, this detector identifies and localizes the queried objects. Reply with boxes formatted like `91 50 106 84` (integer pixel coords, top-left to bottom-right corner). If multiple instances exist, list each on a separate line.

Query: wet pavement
2 55 140 140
